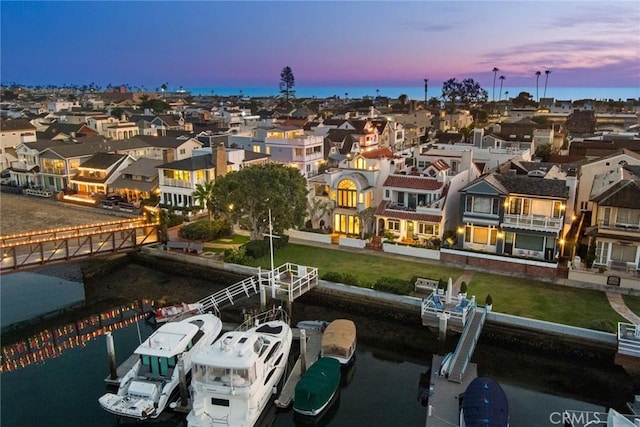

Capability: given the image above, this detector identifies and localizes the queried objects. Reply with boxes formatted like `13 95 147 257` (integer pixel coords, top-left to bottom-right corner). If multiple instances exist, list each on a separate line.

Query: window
418 223 439 235
508 198 530 215
514 234 544 251
337 179 357 208
616 208 640 227
387 220 400 231
179 148 186 155
466 196 499 215
552 201 564 218
610 243 636 262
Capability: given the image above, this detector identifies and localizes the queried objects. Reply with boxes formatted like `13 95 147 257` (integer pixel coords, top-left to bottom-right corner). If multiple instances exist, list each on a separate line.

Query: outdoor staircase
447 307 487 383
196 276 261 316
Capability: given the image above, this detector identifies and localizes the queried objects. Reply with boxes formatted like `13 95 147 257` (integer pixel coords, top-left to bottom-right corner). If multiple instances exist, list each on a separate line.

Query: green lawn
624 295 640 317
242 243 465 287
467 273 627 329
239 243 628 331
212 234 250 244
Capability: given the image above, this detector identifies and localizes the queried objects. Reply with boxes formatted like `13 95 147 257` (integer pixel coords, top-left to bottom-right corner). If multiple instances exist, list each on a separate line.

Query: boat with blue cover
459 377 509 427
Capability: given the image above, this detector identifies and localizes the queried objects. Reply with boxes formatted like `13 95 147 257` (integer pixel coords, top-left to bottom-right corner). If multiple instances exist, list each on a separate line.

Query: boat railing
237 307 290 331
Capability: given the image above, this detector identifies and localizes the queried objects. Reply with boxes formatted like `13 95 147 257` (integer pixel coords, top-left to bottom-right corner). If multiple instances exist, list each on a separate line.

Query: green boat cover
294 357 341 413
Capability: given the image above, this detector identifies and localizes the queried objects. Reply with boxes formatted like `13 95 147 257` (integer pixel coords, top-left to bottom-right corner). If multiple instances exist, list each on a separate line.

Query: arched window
337 179 357 208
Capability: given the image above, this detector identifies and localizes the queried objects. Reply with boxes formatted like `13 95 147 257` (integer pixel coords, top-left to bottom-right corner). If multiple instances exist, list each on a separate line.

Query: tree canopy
140 98 170 114
193 181 216 222
279 66 296 104
441 78 487 110
212 163 308 240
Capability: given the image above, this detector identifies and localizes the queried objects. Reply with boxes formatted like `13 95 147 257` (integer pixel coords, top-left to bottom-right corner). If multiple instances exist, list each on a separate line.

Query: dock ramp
446 307 486 383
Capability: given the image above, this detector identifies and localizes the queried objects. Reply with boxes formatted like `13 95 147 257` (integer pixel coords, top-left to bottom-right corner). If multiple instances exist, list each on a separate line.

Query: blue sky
1 1 639 91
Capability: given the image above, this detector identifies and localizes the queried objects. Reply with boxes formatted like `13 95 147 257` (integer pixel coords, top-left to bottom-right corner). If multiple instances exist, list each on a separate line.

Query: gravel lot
0 192 127 235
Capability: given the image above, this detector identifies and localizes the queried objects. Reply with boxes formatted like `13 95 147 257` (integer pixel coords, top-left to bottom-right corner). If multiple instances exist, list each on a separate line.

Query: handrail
450 308 486 382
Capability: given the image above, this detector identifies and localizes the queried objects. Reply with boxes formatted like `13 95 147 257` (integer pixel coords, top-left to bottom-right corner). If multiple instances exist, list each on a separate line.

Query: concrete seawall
138 245 619 356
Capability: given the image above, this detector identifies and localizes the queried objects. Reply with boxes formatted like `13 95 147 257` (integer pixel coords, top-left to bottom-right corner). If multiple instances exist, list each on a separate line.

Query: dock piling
105 332 117 380
300 329 307 374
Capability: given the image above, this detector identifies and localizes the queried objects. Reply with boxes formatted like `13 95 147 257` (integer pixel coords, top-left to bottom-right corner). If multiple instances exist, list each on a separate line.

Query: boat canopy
461 377 509 427
321 319 356 351
294 357 340 413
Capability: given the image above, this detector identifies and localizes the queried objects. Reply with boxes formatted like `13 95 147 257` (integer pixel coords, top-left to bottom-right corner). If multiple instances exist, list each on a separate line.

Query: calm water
0 268 635 427
185 85 640 102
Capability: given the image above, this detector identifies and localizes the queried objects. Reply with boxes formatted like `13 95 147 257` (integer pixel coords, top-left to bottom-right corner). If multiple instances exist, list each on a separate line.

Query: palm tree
193 181 215 222
492 67 499 102
535 71 541 102
543 70 552 98
498 75 505 101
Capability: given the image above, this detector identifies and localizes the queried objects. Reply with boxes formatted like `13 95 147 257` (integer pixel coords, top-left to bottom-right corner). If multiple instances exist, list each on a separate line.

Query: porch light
559 239 565 245
497 232 504 239
457 226 465 235
571 214 577 222
559 204 566 210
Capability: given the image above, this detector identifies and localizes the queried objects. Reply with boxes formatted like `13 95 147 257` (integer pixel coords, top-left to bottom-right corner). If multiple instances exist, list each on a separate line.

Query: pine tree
279 66 295 104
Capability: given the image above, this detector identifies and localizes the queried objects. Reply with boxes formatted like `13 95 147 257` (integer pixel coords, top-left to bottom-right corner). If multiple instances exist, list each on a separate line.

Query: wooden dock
425 355 477 427
274 330 322 408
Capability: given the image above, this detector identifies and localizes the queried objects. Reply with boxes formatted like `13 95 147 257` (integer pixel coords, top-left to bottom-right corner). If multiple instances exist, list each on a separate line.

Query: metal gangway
166 263 319 321
446 307 487 383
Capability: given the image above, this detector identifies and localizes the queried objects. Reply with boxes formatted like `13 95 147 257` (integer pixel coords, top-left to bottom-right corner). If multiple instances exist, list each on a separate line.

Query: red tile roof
361 147 394 159
383 175 443 190
375 201 441 222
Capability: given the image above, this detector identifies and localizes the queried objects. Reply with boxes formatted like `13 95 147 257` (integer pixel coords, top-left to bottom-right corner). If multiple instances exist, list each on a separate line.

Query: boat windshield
140 354 176 376
193 364 256 388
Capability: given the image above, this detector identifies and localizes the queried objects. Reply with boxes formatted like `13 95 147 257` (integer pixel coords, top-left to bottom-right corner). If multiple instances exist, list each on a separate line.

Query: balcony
162 178 193 188
598 221 640 234
502 214 562 232
41 167 66 175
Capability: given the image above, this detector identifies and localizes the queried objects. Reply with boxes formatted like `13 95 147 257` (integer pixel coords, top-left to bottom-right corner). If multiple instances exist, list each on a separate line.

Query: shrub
321 271 343 283
588 319 616 332
223 246 246 264
340 273 360 287
179 219 232 241
245 240 270 259
270 234 289 249
374 277 413 295
485 294 493 306
460 281 468 294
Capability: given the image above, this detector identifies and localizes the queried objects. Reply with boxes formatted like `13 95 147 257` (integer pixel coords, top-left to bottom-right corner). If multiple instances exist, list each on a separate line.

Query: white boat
98 313 222 420
150 302 204 323
187 309 293 427
321 319 356 365
439 352 453 377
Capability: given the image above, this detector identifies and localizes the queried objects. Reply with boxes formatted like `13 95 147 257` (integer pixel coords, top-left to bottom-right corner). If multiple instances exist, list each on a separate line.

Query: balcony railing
502 214 562 231
162 178 194 188
41 168 66 175
598 221 640 232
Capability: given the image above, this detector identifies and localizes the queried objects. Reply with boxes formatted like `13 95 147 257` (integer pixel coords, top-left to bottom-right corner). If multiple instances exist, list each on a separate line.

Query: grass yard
623 294 640 317
467 273 627 329
212 234 250 245
241 243 465 287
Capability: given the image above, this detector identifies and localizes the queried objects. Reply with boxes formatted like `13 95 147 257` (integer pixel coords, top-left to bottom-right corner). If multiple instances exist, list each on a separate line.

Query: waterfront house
310 147 402 236
69 152 136 196
86 115 120 137
39 122 99 140
585 165 640 273
38 139 114 191
374 150 480 244
7 139 68 187
129 135 203 162
109 157 163 203
456 164 573 262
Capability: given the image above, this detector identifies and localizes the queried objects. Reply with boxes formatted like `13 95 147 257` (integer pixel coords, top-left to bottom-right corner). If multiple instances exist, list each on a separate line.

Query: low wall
441 248 557 278
569 269 640 291
286 229 332 244
339 237 366 249
383 243 440 260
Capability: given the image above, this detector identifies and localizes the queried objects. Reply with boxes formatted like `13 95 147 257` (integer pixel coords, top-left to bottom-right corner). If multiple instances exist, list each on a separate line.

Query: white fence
286 229 332 244
383 243 440 260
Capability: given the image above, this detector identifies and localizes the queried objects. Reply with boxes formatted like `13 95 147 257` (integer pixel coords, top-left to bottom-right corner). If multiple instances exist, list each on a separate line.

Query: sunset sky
2 1 639 92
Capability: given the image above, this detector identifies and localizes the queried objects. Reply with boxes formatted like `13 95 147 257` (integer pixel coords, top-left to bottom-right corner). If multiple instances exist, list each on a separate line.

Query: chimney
213 142 227 178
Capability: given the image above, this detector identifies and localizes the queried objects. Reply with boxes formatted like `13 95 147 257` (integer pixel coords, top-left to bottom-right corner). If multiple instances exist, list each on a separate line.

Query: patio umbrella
445 277 453 304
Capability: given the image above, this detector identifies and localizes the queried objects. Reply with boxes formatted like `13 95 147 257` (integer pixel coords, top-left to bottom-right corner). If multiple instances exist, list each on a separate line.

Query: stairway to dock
446 307 486 383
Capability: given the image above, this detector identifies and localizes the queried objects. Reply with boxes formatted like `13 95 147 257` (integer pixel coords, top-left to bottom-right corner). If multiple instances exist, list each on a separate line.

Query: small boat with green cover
293 357 341 417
